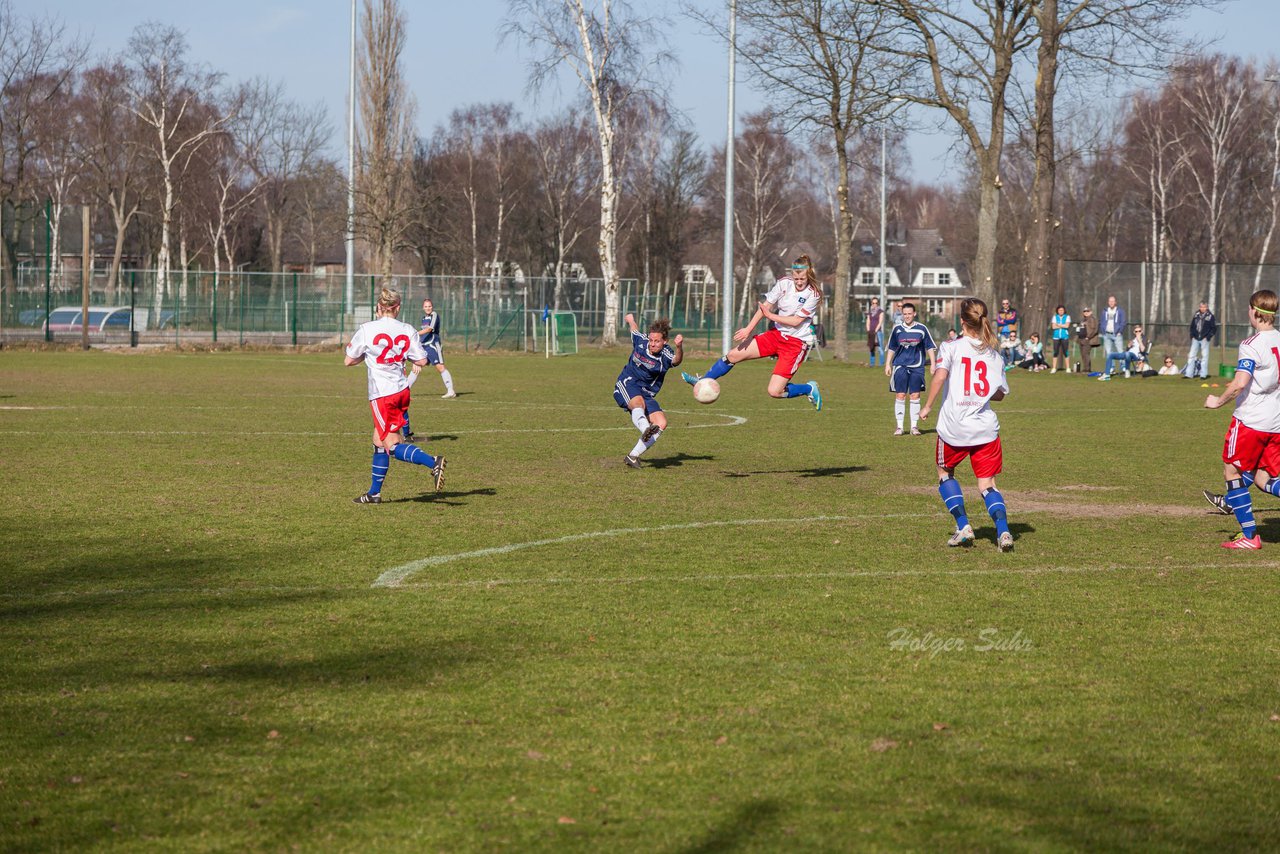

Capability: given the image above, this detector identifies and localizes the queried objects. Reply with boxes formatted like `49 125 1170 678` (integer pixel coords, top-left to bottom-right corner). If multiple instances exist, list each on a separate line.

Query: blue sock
981 488 1010 537
1241 471 1255 488
402 415 411 435
785 382 812 398
939 477 969 529
705 358 734 380
1225 478 1257 537
392 442 436 468
370 448 389 495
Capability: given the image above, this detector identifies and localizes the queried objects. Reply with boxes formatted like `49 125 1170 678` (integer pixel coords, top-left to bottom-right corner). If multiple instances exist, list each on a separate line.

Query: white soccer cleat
442 391 457 399
997 531 1014 552
946 524 975 547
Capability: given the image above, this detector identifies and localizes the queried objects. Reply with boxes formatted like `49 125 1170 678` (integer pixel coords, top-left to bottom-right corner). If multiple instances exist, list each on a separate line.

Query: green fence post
369 276 375 321
129 271 137 348
212 270 218 344
43 198 52 342
292 273 299 346
239 273 245 346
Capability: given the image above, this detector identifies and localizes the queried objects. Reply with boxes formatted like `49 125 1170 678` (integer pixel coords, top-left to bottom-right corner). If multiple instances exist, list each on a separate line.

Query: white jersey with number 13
935 336 1010 447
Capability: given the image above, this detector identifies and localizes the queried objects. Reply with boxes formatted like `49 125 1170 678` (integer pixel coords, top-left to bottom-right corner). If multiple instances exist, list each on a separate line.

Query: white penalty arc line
373 513 938 587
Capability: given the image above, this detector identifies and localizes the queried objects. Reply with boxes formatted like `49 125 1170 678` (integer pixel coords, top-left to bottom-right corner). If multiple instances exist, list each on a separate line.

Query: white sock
895 400 906 428
630 428 661 458
441 369 454 393
910 400 920 428
630 408 650 432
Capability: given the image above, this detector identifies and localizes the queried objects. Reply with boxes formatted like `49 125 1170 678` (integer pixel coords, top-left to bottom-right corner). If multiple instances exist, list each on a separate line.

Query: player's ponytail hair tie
375 287 402 315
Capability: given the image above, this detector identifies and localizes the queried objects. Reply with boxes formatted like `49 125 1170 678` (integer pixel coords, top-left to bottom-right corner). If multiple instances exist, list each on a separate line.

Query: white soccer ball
692 377 721 404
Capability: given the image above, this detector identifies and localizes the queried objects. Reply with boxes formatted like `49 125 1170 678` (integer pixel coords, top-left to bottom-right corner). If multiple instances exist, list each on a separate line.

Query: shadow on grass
722 466 869 479
971 521 1036 545
645 452 715 469
389 487 497 505
681 799 782 853
422 434 459 442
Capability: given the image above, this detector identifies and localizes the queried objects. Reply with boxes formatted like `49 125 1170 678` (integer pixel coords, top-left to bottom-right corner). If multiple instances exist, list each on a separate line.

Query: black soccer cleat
641 423 661 444
1202 489 1231 515
401 430 417 443
353 492 382 504
432 457 447 492
624 454 642 469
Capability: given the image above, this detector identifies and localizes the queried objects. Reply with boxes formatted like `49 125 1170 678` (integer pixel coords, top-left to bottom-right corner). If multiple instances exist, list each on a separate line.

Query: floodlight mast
721 0 737 355
345 0 356 315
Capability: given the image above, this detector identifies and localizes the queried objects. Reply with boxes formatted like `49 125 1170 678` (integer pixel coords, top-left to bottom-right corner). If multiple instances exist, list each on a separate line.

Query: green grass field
3 346 1279 850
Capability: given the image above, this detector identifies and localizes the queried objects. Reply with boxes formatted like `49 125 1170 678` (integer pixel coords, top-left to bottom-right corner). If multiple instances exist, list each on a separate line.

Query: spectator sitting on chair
1000 330 1022 367
1183 300 1216 379
1101 325 1147 379
1019 332 1048 371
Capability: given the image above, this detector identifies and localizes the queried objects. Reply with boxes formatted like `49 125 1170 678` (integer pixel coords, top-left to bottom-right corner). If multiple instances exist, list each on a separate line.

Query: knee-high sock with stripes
630 428 661 459
938 476 969 530
392 442 437 469
630 407 651 433
1225 477 1257 538
981 487 1010 537
369 447 389 496
705 358 734 380
1254 474 1280 497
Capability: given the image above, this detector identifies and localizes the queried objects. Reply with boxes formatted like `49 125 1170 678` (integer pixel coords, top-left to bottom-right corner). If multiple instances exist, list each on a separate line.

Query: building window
922 271 935 286
938 272 952 286
926 298 946 315
861 271 875 285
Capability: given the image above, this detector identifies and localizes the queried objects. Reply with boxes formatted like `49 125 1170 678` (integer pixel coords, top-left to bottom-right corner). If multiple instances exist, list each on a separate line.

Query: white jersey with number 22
346 316 427 400
935 336 1010 447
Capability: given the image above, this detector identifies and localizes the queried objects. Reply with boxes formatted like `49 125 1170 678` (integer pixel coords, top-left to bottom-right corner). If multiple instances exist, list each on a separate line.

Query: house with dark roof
850 226 968 322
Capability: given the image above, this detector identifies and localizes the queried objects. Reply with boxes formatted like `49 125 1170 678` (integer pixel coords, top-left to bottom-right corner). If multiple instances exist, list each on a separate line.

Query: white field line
374 512 932 587
3 560 1276 603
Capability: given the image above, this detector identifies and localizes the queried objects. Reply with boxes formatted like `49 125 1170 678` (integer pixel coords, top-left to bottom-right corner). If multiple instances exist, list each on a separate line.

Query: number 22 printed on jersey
374 333 411 365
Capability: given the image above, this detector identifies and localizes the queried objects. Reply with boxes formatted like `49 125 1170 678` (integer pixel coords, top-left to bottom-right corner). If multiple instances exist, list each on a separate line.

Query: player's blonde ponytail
960 298 998 353
375 287 402 317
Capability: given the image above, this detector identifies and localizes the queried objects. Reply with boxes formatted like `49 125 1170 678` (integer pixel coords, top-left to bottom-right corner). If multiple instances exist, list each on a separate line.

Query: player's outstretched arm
671 334 684 367
624 313 639 334
1206 368 1252 409
918 366 948 421
734 305 768 343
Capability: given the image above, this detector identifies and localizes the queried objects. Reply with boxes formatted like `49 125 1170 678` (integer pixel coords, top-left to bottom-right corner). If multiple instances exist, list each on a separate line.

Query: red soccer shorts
752 328 809 379
936 436 1004 479
370 388 411 441
1222 417 1280 477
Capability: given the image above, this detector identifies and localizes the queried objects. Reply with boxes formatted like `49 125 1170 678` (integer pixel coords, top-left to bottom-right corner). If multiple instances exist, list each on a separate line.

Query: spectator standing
866 297 884 366
1077 306 1100 374
996 299 1019 366
1050 305 1072 373
1184 300 1217 380
1100 295 1126 371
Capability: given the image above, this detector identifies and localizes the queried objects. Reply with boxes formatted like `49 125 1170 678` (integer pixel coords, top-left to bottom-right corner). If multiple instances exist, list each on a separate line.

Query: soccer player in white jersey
918 298 1015 551
344 288 446 503
680 254 823 411
1202 289 1280 549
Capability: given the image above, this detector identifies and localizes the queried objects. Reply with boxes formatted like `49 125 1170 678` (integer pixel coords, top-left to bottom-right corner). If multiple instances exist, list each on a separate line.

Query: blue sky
31 0 1277 183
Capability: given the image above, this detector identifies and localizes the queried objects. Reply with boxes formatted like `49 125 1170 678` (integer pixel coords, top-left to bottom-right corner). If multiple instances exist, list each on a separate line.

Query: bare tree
531 111 599 308
356 0 417 284
879 0 1038 307
727 0 907 359
30 69 82 287
504 0 670 346
0 0 83 317
1173 55 1253 308
1252 67 1280 287
125 22 235 314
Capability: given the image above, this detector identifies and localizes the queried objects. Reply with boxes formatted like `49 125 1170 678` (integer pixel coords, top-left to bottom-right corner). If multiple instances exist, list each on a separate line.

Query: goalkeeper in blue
615 314 683 469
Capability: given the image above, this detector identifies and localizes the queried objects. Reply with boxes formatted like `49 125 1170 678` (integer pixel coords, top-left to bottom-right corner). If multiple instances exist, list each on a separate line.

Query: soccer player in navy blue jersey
400 297 456 442
615 314 683 469
885 301 938 435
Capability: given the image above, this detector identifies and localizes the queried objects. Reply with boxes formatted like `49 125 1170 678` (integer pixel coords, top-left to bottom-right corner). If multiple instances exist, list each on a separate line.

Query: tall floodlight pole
345 0 357 313
721 0 737 354
878 123 887 313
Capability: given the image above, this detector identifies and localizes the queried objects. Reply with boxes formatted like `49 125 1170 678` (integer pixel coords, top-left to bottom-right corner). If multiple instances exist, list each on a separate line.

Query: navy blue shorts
614 378 662 414
890 365 926 394
421 341 443 365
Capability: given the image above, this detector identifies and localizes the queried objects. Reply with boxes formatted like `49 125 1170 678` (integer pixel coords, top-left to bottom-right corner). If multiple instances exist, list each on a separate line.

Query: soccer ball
692 377 720 404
